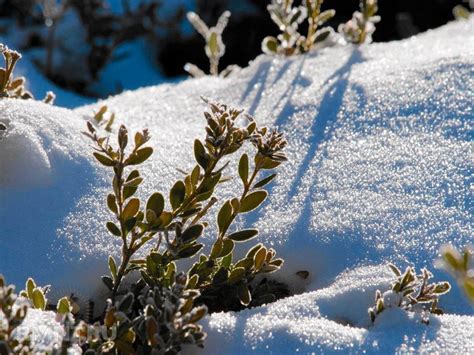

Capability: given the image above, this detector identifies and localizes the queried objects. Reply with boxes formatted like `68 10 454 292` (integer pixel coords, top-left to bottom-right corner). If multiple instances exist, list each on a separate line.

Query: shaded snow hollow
0 19 473 353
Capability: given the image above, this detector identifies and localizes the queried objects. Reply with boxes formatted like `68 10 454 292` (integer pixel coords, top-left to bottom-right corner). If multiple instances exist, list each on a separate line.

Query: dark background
0 0 469 94
159 0 468 76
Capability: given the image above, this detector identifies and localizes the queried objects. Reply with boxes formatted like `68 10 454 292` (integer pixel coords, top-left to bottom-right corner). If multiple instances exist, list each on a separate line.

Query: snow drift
0 18 473 353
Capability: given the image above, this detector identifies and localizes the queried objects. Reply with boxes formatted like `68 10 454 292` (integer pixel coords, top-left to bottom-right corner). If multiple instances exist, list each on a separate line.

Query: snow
1 18 473 354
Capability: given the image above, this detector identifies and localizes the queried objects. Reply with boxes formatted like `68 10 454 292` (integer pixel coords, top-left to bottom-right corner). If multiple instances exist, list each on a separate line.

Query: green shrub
369 264 451 324
77 97 288 352
185 11 238 77
262 0 335 56
338 0 380 44
437 245 474 303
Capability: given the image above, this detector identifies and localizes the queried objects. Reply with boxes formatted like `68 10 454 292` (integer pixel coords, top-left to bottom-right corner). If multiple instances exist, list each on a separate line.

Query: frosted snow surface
1 18 473 353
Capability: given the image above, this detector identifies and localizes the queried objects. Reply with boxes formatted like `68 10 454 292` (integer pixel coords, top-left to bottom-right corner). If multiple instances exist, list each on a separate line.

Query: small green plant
369 264 451 324
19 278 48 311
0 44 55 103
262 0 335 56
185 11 237 77
338 0 380 44
134 273 207 353
437 245 474 303
0 275 32 354
86 98 287 313
452 4 471 20
137 98 288 311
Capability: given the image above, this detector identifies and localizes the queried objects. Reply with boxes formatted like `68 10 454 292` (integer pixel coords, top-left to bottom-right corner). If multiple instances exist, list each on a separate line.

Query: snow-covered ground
0 18 473 353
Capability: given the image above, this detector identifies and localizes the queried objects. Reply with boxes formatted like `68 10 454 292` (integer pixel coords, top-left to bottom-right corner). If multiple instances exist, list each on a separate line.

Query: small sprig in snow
339 0 380 44
262 0 335 56
185 11 238 78
369 264 451 324
437 245 474 303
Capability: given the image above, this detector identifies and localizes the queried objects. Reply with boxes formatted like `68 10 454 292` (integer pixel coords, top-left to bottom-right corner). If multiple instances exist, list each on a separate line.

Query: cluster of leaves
452 3 472 20
338 0 380 44
262 0 335 56
369 264 451 324
0 44 55 103
437 245 474 303
0 275 32 354
0 44 54 140
185 11 237 78
80 97 288 352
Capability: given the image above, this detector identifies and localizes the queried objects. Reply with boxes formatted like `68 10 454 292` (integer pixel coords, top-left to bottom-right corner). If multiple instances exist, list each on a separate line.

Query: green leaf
254 173 277 188
122 198 140 220
212 267 229 284
240 191 268 213
217 200 233 234
227 229 259 242
109 256 117 280
125 147 153 165
181 224 204 243
106 222 122 237
178 244 203 258
124 217 137 234
170 180 186 210
210 239 223 259
146 193 165 219
254 247 266 271
102 276 114 290
237 284 251 306
123 186 138 200
464 278 474 301
26 278 35 300
221 253 233 269
57 297 72 315
208 31 219 56
118 293 134 313
189 306 207 323
238 154 249 185
219 238 234 257
263 36 278 53
107 194 118 214
191 165 201 186
93 152 115 167
194 139 209 169
32 288 46 310
317 9 335 24
314 28 331 43
228 267 246 284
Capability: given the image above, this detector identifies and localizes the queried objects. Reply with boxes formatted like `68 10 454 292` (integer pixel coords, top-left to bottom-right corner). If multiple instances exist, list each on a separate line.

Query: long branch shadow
285 48 365 201
245 48 365 232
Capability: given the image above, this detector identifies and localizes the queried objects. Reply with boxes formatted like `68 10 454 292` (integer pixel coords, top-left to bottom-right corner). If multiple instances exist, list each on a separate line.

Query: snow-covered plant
452 4 471 20
19 278 48 311
180 99 287 311
262 0 335 56
0 44 32 100
437 245 474 303
369 264 451 324
0 44 55 103
83 122 155 299
185 11 237 77
134 273 207 353
338 0 380 44
0 275 32 354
